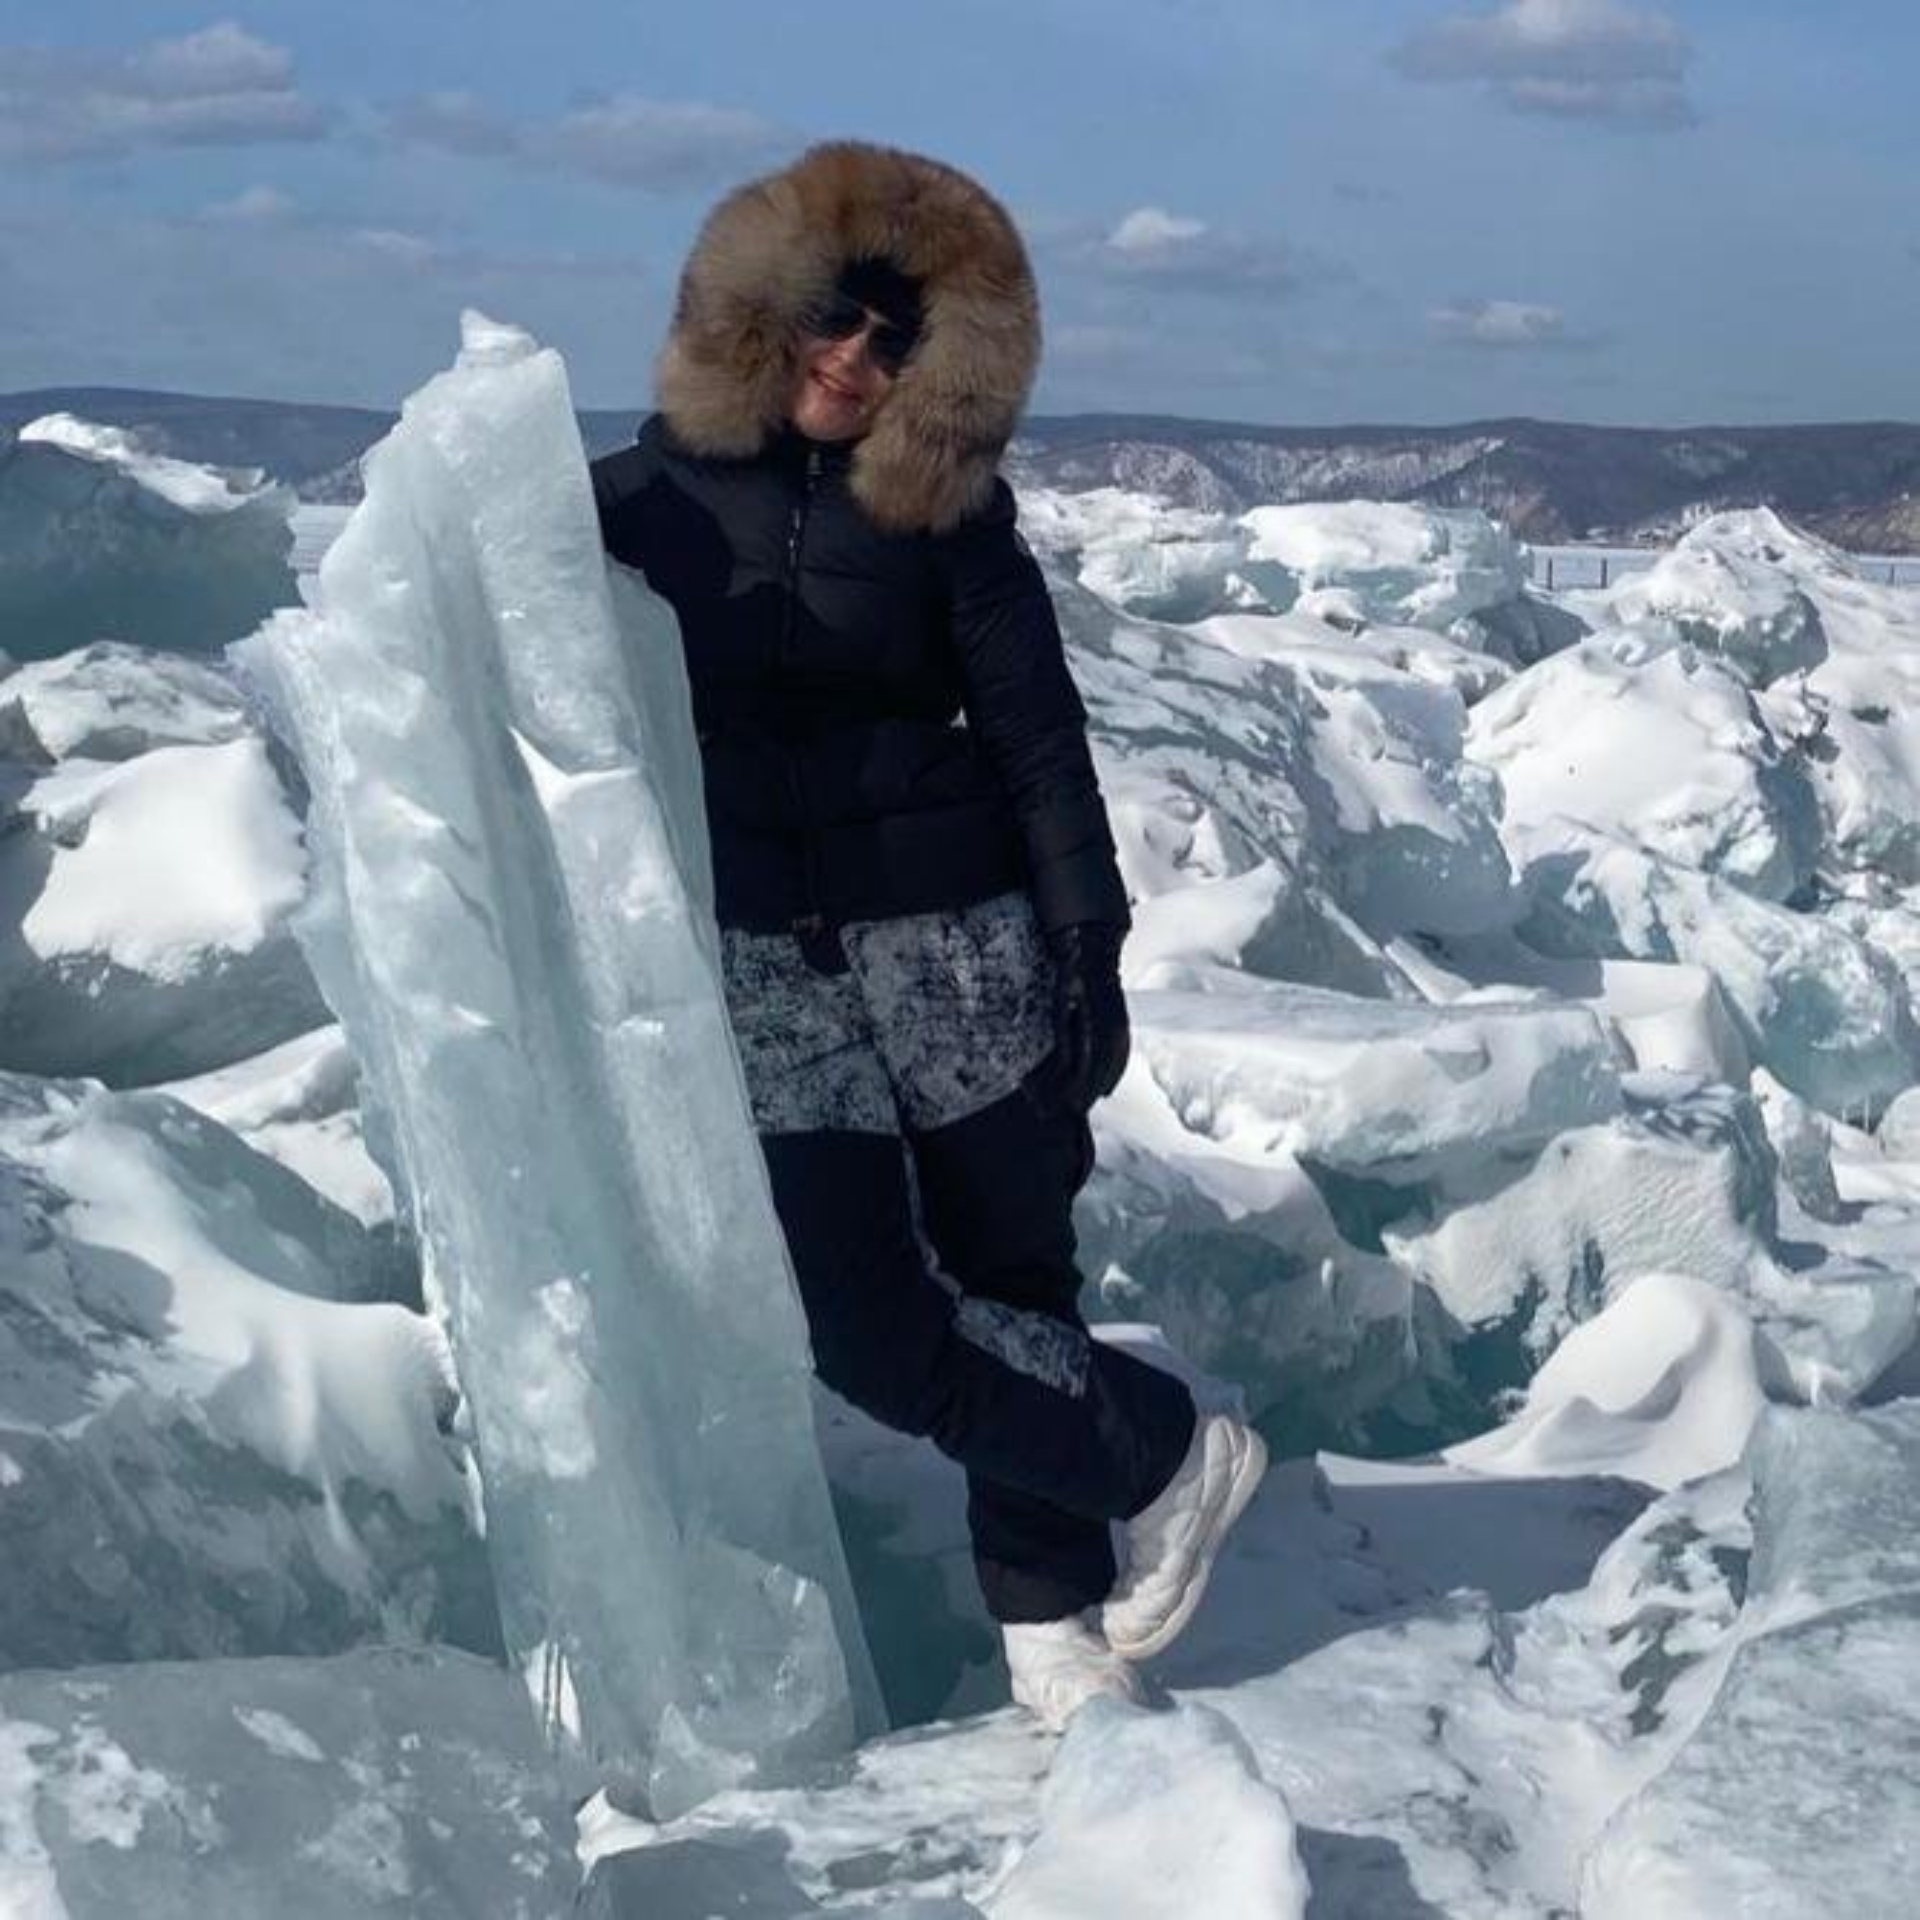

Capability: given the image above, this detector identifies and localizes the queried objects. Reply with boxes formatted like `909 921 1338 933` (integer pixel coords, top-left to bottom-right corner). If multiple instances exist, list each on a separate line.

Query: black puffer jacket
592 414 1129 937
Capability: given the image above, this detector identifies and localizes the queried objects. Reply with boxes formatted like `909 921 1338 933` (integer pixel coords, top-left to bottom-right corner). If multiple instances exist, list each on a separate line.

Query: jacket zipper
783 447 828 935
778 446 824 667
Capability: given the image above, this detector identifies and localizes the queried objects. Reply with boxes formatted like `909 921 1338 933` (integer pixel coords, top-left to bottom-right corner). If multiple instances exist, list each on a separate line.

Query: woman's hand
1044 921 1130 1112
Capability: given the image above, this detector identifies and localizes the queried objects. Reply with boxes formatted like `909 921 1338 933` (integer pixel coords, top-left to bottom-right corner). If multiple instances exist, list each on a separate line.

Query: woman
592 140 1265 1728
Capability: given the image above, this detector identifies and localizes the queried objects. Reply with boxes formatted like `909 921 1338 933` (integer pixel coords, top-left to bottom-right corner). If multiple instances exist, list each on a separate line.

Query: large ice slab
1240 500 1526 639
1580 1403 1920 1914
1384 1078 1775 1347
1512 817 1920 1117
0 415 296 657
0 1072 493 1669
235 313 877 1813
1122 968 1620 1174
1020 486 1288 622
1077 1117 1419 1449
0 1648 573 1918
1198 611 1516 938
1070 972 1619 1445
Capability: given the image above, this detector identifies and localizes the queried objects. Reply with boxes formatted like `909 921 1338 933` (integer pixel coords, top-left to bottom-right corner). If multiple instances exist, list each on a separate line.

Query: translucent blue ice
235 313 879 1814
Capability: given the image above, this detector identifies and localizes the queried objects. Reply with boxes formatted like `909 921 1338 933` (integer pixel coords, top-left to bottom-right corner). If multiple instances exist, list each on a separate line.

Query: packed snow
2 360 1919 1914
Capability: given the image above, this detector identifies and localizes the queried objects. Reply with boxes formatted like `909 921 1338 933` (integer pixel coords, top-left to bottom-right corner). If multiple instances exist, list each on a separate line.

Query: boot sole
1104 1423 1269 1661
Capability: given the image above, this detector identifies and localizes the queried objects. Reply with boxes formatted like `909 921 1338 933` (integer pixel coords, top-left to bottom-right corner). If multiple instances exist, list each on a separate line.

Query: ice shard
235 312 879 1814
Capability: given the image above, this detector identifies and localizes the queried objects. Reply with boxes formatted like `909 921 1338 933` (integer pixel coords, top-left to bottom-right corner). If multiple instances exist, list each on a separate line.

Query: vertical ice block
235 312 878 1814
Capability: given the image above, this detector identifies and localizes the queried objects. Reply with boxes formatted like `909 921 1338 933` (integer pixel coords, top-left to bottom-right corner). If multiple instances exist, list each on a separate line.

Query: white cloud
1083 207 1312 298
0 22 328 161
347 228 442 270
538 95 793 190
385 90 520 159
202 185 297 224
1429 298 1579 348
385 89 794 193
1391 0 1696 127
1109 207 1209 253
132 21 292 97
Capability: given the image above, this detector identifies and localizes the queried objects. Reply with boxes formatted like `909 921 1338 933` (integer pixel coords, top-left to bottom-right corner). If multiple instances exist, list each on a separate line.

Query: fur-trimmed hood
655 141 1040 535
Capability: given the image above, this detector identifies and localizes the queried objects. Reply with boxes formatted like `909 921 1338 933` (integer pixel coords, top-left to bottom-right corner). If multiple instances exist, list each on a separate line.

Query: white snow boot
1004 1612 1146 1731
1102 1411 1268 1660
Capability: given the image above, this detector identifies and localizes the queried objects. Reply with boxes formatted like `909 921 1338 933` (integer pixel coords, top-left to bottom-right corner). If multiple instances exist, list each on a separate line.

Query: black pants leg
910 1076 1160 1622
759 1118 1193 1622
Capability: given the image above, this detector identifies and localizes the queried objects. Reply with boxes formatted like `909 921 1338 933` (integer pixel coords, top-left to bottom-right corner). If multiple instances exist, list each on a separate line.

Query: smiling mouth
812 371 861 404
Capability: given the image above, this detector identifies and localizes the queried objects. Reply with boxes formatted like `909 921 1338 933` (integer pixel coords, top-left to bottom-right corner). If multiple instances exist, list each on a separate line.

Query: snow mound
0 720 325 1084
1604 508 1832 685
1445 1271 1792 1490
1468 630 1821 903
159 1024 395 1228
0 415 296 657
0 1072 491 1669
988 1700 1307 1919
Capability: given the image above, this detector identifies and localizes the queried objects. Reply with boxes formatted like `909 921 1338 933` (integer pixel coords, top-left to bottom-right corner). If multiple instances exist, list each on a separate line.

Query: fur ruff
655 141 1040 535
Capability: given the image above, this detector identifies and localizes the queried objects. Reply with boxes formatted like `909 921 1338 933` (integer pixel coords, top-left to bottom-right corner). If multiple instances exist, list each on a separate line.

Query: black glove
1043 921 1130 1113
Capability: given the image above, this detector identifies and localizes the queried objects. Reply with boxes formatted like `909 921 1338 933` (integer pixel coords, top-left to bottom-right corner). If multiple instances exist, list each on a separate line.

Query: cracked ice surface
1582 1404 1920 1915
0 1649 574 1919
236 313 877 1814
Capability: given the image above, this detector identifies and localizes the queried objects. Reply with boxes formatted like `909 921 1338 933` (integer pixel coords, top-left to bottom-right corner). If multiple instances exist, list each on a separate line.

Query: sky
2 0 1917 427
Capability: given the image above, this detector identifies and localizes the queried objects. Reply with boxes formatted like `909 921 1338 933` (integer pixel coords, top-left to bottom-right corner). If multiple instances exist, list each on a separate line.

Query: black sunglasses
801 292 920 375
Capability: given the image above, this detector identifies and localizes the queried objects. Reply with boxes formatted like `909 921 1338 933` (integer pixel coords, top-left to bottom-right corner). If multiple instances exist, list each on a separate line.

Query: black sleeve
588 417 664 573
939 478 1132 934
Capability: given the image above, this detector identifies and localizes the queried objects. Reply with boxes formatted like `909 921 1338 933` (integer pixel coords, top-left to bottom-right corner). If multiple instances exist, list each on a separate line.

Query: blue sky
3 1 1916 425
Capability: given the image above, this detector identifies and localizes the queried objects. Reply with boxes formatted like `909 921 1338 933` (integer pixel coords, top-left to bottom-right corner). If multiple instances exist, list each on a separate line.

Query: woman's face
788 310 898 442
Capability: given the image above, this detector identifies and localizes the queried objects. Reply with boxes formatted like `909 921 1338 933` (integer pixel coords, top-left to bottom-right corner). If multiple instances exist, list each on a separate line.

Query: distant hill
7 386 1920 550
1007 415 1920 552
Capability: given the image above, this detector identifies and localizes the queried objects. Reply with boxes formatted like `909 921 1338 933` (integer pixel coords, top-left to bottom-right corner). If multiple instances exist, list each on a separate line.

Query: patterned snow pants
720 891 1196 1624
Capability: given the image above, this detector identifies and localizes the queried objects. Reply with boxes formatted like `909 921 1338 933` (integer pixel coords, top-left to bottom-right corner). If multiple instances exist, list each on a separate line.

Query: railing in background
1527 546 1920 591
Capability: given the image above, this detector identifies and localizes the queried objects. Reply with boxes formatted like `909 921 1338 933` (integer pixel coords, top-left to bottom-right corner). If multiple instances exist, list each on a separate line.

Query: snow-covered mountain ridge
8 386 1920 547
1008 414 1920 550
